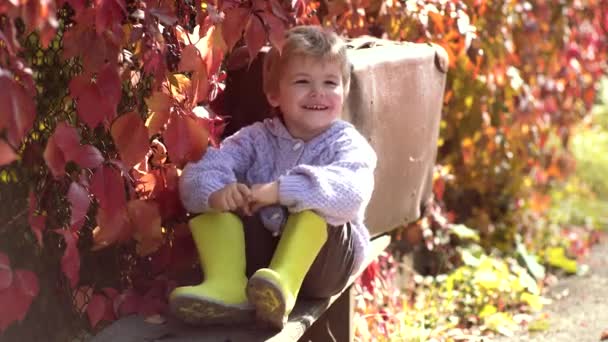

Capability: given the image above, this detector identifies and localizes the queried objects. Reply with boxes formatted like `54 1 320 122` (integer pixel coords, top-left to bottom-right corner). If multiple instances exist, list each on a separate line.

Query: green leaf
516 238 546 280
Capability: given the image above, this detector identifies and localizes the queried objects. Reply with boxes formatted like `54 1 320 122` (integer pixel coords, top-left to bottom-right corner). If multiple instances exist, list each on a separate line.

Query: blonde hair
263 25 351 97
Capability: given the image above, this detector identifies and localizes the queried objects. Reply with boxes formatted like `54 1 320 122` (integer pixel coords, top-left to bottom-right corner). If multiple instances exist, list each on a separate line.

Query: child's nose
309 85 324 97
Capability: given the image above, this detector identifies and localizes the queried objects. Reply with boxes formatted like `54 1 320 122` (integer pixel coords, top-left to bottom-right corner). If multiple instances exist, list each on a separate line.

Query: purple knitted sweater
179 117 377 271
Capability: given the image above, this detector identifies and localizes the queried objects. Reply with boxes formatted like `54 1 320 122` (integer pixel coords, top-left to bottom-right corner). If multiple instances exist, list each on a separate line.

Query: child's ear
266 91 280 108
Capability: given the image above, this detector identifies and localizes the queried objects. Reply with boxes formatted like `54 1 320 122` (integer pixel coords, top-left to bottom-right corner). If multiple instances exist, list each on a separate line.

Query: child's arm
278 134 377 226
179 124 260 213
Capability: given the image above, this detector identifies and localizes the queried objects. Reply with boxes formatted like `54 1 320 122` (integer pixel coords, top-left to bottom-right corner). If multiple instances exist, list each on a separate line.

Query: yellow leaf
545 247 578 274
168 74 192 102
528 316 550 332
520 293 543 311
479 304 497 318
484 312 516 337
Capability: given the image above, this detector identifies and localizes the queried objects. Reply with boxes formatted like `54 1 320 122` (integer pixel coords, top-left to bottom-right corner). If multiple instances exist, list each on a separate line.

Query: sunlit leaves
163 115 209 167
127 200 163 256
111 112 149 168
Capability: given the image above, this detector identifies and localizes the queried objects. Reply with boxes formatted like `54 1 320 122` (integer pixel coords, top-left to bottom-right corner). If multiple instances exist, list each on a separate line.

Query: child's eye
294 79 309 84
325 80 338 86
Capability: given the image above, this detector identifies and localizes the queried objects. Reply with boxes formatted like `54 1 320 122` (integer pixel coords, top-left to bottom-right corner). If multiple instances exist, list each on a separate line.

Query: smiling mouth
302 105 329 110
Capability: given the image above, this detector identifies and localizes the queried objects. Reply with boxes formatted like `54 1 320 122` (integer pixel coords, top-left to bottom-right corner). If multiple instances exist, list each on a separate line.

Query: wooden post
299 286 355 342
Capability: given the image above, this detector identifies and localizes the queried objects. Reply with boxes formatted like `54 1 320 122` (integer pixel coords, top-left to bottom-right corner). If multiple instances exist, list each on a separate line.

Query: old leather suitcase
221 37 447 236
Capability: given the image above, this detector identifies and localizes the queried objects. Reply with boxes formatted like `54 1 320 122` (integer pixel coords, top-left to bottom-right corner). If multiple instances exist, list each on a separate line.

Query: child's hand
250 181 280 213
209 183 253 215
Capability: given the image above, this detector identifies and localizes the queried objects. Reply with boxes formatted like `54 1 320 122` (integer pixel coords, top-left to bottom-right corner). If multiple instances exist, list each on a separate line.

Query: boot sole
246 275 287 330
170 293 254 326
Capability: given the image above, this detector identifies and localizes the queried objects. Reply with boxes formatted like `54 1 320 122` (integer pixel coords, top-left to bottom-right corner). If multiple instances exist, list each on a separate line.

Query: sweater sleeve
278 134 377 226
179 124 259 213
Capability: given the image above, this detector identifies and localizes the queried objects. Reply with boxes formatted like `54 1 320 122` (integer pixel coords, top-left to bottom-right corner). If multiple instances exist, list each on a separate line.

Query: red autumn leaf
70 79 106 129
68 181 90 229
127 200 163 256
0 73 36 147
69 64 121 129
0 252 12 291
433 177 445 201
269 0 290 21
86 294 107 328
64 0 87 14
115 289 140 316
55 229 80 288
95 0 126 35
28 191 46 247
134 171 158 199
191 70 210 104
359 260 379 293
102 287 119 300
244 15 267 63
148 2 178 25
202 25 227 75
97 63 122 118
43 131 68 178
92 206 131 250
260 12 286 52
163 115 209 167
72 145 104 169
90 165 127 216
153 165 186 221
13 270 39 299
222 7 250 52
62 9 121 73
179 44 204 72
0 268 40 332
0 139 18 166
111 112 150 168
43 122 103 177
145 91 172 114
52 121 80 156
145 92 172 137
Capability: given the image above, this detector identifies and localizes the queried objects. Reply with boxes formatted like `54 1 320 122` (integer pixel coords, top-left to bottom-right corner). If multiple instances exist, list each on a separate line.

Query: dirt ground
492 237 608 342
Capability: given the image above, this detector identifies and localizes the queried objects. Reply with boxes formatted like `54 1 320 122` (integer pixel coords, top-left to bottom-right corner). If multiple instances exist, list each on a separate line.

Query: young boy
170 25 377 330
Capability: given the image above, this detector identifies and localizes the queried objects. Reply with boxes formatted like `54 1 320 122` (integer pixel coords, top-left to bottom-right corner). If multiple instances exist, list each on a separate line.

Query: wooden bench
91 235 389 342
92 38 447 342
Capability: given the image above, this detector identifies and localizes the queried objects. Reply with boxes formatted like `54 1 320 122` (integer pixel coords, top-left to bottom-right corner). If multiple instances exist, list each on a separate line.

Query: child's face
267 55 345 141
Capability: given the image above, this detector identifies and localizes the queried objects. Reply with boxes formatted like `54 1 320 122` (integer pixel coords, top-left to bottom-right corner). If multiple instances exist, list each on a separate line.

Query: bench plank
91 235 390 342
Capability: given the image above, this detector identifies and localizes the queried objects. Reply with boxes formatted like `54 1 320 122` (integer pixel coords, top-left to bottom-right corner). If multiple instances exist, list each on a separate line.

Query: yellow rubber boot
169 212 252 325
247 210 328 329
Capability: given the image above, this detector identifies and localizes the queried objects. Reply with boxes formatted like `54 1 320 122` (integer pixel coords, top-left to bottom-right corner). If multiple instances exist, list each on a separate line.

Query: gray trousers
240 213 356 299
